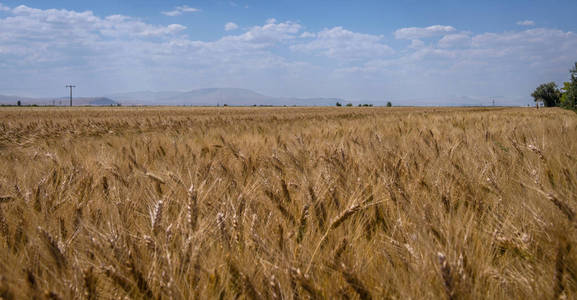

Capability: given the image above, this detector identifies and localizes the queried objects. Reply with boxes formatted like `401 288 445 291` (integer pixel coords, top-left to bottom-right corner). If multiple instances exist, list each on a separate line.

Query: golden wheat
0 106 575 299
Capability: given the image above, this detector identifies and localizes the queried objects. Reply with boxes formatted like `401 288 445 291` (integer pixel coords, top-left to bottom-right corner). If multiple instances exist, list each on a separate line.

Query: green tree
531 82 561 107
560 82 572 107
386 101 392 107
336 102 342 107
560 62 577 108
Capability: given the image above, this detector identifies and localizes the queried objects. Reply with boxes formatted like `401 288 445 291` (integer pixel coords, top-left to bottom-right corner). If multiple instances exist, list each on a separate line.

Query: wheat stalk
553 240 570 299
83 267 98 300
37 227 67 270
305 203 362 274
339 263 372 300
437 252 455 300
150 199 164 235
187 185 198 232
296 204 309 244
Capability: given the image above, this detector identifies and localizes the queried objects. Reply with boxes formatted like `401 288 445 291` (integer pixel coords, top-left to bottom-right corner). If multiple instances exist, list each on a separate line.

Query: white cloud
225 19 301 45
373 28 577 72
137 19 303 59
300 32 315 38
1 6 186 40
225 22 238 31
395 25 456 39
0 3 10 11
0 5 188 70
409 39 425 49
292 26 394 59
162 5 200 17
0 12 309 96
471 28 576 50
517 20 535 26
438 33 471 48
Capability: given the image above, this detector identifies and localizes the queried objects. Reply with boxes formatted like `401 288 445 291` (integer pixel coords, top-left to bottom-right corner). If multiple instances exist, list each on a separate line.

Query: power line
66 85 76 107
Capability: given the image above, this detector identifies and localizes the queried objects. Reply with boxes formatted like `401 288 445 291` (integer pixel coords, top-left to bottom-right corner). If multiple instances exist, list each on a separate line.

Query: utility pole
66 85 76 107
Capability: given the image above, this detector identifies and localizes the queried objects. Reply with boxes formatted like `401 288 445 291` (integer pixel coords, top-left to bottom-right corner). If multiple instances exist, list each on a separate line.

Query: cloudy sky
0 0 576 105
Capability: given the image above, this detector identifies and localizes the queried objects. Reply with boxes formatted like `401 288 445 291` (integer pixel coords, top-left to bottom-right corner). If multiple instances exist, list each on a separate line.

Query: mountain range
0 88 345 106
107 88 344 106
0 94 119 106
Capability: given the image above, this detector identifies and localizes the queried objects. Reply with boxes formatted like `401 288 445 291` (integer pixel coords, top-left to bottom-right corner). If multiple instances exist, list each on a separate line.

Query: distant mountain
278 97 345 106
1 88 346 106
0 95 119 106
0 94 37 105
83 97 119 106
106 91 183 103
163 88 273 106
107 88 344 106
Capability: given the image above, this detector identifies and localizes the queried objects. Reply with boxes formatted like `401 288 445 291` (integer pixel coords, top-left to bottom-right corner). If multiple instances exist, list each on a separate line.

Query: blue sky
0 0 576 105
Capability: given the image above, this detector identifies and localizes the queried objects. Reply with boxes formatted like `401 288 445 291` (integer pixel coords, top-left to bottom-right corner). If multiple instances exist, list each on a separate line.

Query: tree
386 101 392 107
560 82 573 107
345 103 353 107
336 102 342 107
17 100 21 106
560 62 577 108
531 82 561 107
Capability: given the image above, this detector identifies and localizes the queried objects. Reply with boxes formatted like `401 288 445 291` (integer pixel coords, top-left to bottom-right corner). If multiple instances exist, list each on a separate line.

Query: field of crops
0 106 576 299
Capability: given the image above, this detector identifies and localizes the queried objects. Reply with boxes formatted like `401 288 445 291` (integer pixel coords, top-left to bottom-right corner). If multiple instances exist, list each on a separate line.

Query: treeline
336 101 392 107
532 62 577 108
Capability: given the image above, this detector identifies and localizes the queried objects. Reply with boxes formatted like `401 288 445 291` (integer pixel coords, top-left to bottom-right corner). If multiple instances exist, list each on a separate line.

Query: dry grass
0 106 576 299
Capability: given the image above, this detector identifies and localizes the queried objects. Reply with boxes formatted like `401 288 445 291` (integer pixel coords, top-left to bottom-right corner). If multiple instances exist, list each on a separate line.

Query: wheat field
0 106 576 299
